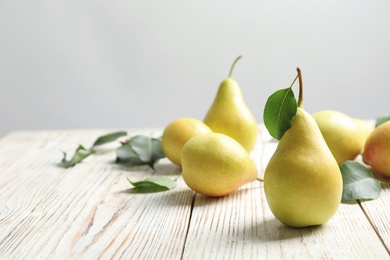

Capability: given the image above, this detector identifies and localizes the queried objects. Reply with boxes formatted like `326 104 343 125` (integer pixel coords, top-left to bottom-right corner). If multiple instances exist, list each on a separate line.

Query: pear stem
229 55 242 78
296 67 304 107
256 176 264 182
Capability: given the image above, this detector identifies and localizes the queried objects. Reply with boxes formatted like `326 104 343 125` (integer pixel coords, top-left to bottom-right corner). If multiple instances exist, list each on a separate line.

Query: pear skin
353 118 375 152
161 118 212 166
204 57 258 153
313 110 374 164
181 133 257 197
363 120 390 177
264 107 342 227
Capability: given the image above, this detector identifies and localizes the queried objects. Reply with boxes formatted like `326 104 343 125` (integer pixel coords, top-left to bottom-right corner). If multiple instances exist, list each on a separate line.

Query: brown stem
296 67 303 107
256 176 264 182
229 56 242 78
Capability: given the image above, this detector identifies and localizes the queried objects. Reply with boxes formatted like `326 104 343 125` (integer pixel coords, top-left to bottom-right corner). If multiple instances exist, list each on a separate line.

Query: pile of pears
313 110 390 177
161 58 386 228
161 56 259 197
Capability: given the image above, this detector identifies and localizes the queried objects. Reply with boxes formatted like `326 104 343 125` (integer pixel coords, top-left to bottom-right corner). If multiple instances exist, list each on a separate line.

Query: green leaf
116 142 144 165
129 135 153 162
340 161 381 203
127 177 176 193
264 87 297 140
151 137 165 162
60 145 95 168
59 133 165 169
375 114 390 127
92 131 127 147
116 135 166 168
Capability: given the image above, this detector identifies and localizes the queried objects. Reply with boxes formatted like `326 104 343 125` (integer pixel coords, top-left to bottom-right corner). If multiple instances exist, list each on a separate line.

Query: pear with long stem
263 67 343 228
204 56 258 152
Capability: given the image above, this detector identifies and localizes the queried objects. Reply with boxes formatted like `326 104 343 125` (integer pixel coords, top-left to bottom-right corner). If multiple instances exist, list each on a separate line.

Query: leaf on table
129 135 153 162
116 135 166 168
116 142 144 165
150 137 165 161
59 132 165 169
375 114 390 127
263 87 297 140
92 131 128 147
340 161 381 203
127 176 176 193
60 145 95 168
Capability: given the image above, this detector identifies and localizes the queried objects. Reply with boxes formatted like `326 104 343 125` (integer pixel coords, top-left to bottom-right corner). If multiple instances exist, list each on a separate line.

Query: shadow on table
243 217 325 242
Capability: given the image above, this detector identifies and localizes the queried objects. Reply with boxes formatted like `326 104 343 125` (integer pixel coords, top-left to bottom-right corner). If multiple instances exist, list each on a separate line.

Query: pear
181 133 257 197
363 120 390 177
313 110 374 165
264 68 343 227
161 118 213 166
353 118 375 150
204 56 258 152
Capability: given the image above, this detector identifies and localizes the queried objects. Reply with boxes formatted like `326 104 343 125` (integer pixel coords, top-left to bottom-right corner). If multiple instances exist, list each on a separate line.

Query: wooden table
0 126 389 259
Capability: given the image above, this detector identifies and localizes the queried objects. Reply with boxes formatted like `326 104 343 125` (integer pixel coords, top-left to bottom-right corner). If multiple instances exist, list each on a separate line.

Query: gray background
1 0 389 138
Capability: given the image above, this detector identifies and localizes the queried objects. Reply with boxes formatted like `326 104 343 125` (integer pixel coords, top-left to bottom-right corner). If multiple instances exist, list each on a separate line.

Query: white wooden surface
0 126 389 259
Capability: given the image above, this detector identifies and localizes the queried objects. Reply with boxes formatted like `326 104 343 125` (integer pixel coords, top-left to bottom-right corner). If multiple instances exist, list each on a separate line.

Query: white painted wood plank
359 175 390 254
0 130 193 259
1 127 389 259
182 125 389 259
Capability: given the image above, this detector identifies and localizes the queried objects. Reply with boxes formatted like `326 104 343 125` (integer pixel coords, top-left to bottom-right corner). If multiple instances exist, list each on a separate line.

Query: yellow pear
204 56 258 153
353 118 375 150
313 110 374 164
181 133 257 197
363 120 390 177
264 68 342 227
161 118 212 166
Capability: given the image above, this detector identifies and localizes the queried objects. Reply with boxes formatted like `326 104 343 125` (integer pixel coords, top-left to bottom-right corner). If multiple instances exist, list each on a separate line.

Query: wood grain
0 130 193 259
182 126 389 259
0 127 389 259
358 176 390 254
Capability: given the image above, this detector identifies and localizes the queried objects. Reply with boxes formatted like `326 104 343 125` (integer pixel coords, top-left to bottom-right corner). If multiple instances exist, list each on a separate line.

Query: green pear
161 117 212 166
264 68 343 228
313 110 374 165
181 133 257 197
204 56 258 153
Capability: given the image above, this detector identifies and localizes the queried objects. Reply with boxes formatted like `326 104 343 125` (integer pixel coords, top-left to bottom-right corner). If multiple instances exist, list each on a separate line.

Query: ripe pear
312 110 374 165
363 120 390 177
161 118 212 166
264 68 343 228
353 118 375 149
204 56 258 153
181 133 257 197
